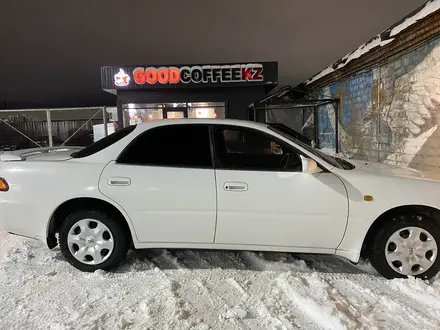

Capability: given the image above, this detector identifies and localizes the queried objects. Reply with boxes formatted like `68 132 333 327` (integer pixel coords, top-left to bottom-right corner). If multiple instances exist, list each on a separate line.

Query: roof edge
299 0 440 88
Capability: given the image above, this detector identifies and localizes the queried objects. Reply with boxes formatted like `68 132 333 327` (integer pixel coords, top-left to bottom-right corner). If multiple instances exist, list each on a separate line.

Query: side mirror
301 157 322 174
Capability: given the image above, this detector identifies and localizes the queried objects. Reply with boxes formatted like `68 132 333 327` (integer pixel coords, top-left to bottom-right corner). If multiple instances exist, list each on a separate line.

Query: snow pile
305 0 440 86
319 147 340 156
318 147 355 160
1 230 440 329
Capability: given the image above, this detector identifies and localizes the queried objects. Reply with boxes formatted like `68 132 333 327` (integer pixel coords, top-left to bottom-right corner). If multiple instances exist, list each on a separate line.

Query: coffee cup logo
114 69 130 86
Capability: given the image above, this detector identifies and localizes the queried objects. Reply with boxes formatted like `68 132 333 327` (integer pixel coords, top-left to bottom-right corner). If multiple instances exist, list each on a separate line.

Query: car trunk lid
0 146 83 162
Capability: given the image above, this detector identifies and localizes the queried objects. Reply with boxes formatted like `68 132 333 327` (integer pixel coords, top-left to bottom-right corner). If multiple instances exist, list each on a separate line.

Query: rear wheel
59 210 129 272
370 213 440 279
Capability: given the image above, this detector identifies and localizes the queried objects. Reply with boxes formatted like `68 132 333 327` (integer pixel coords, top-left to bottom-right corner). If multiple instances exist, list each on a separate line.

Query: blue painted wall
314 36 440 169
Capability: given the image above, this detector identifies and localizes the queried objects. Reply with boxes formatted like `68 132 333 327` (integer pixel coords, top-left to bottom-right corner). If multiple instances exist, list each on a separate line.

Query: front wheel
59 210 129 272
370 213 440 279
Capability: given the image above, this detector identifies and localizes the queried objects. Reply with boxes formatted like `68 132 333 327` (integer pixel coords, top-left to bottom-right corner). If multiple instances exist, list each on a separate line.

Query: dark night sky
0 0 428 109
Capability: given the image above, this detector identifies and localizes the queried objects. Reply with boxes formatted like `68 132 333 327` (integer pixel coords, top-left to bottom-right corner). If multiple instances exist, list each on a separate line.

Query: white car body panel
332 161 440 261
99 162 217 243
0 159 134 241
1 119 440 264
214 170 348 249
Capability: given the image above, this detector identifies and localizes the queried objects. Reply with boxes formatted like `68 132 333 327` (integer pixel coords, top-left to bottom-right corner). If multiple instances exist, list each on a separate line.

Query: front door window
214 126 303 171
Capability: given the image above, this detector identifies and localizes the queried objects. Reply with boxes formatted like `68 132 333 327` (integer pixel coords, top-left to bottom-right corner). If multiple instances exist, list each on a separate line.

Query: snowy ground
1 231 440 330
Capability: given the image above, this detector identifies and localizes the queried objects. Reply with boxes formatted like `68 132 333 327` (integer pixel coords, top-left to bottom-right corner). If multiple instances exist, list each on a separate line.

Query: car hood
345 158 440 182
0 146 83 162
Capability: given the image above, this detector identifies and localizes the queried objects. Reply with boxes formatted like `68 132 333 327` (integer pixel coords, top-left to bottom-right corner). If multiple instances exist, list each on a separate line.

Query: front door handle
108 177 131 186
224 182 248 191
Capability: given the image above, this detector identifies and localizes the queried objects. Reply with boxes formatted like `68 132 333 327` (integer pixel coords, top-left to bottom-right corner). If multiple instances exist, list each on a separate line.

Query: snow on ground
1 230 440 330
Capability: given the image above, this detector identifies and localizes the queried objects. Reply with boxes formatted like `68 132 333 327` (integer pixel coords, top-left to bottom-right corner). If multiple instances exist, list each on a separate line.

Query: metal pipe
333 101 340 154
0 106 105 113
103 106 108 137
46 109 53 147
313 106 319 148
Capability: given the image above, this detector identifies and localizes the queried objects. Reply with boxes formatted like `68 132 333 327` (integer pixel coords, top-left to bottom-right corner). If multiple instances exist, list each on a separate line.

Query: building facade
298 1 440 172
101 62 278 127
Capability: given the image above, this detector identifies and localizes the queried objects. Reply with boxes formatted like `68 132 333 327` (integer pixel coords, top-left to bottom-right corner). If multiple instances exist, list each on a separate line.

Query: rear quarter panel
2 160 129 242
0 183 7 231
334 169 440 260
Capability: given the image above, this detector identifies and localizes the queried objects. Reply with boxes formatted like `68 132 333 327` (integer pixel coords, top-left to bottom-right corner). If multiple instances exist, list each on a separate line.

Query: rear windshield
71 125 136 158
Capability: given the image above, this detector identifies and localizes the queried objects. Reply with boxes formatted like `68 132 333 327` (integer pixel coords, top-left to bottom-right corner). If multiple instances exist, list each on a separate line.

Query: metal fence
249 86 340 152
0 107 110 151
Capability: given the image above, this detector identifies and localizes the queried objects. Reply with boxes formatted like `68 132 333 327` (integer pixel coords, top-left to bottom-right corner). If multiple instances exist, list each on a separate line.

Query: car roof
135 118 270 130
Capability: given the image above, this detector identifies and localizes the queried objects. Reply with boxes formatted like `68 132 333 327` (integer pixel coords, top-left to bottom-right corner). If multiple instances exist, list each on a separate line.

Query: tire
59 210 129 272
370 212 440 279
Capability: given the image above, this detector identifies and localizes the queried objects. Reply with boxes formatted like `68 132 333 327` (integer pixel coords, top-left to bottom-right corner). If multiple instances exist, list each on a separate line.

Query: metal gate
0 106 111 151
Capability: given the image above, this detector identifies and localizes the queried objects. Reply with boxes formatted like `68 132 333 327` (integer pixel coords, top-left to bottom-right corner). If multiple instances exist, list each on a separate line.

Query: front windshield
268 125 355 170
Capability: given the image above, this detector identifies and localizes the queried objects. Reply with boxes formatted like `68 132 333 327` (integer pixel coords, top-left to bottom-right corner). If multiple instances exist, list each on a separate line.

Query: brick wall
313 37 440 172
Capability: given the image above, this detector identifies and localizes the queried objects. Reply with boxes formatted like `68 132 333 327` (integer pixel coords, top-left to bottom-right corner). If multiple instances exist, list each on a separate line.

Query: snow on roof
390 0 440 36
304 0 440 86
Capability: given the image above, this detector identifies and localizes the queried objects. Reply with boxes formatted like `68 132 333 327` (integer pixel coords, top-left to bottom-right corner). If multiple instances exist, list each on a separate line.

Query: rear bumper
0 194 9 231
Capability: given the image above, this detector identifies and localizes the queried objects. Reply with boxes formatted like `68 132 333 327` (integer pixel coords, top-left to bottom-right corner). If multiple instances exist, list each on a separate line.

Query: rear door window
117 124 213 168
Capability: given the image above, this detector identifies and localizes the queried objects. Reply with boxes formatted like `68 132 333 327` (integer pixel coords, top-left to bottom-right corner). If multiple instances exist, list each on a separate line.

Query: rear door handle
224 181 248 191
108 177 131 186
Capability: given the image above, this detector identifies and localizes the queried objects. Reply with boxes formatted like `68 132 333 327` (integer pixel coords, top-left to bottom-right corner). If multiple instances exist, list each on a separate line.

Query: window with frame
214 126 302 171
117 124 213 168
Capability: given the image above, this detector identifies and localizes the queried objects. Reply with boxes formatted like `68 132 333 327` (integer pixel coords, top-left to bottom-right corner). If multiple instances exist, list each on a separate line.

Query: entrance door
99 124 217 243
163 107 188 119
212 125 349 250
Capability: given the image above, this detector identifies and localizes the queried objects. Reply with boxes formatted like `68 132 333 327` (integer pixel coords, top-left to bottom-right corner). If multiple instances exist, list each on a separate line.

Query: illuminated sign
114 69 130 86
114 64 264 86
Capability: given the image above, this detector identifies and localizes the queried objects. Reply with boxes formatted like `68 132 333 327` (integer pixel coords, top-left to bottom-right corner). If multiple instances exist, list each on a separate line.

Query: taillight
0 178 9 192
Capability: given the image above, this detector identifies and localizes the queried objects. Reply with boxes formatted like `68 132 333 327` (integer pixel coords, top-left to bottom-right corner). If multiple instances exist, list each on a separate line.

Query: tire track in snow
143 250 316 329
239 251 310 272
148 250 258 329
229 274 318 330
176 252 284 329
138 265 194 329
150 249 188 270
276 272 346 330
209 274 291 330
172 250 212 269
330 275 440 329
220 252 328 329
171 273 250 330
297 254 368 275
388 277 440 313
195 250 249 270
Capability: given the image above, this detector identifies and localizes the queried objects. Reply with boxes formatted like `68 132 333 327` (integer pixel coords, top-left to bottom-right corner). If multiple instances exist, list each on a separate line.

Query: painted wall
315 36 440 172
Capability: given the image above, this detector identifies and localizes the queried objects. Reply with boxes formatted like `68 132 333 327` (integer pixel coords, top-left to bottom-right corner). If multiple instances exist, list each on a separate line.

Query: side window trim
212 124 314 172
116 124 215 169
208 125 218 169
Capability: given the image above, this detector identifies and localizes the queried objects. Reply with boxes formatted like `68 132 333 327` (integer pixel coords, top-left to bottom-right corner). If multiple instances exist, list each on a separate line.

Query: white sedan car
1 119 440 279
